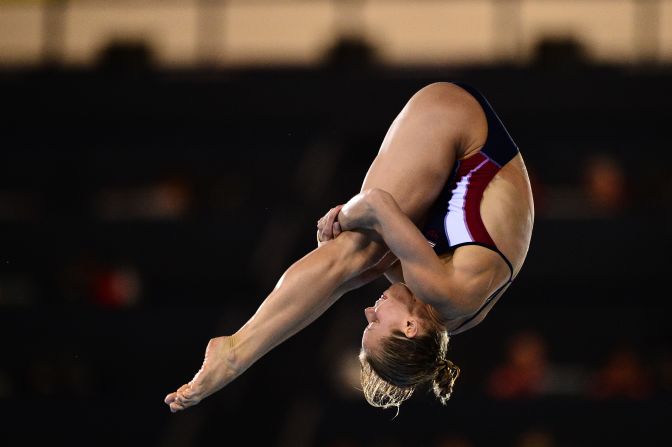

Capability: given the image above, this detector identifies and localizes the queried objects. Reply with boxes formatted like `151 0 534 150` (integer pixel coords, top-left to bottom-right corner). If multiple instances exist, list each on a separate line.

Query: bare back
440 90 535 332
479 153 535 277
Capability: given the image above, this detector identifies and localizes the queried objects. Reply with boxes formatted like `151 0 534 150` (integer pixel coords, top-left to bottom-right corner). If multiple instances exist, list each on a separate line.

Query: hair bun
432 358 460 405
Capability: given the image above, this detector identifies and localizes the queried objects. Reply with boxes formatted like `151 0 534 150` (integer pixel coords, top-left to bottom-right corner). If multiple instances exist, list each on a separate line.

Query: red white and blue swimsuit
421 82 519 332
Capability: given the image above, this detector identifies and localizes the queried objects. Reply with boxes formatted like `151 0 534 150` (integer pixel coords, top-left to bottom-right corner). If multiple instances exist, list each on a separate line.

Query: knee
350 188 397 225
360 187 394 205
366 188 400 215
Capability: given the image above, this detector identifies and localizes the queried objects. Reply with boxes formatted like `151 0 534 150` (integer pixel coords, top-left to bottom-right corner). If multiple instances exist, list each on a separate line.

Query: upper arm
361 189 476 317
383 257 402 284
338 187 482 317
449 282 511 335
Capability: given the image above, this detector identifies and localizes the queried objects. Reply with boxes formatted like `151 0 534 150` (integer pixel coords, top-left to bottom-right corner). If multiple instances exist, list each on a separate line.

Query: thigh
359 82 485 224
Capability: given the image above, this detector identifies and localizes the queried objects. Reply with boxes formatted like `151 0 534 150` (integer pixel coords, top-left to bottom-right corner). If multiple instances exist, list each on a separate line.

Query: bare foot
164 336 241 413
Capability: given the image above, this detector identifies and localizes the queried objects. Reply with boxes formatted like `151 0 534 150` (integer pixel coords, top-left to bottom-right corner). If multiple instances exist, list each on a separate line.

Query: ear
404 319 418 338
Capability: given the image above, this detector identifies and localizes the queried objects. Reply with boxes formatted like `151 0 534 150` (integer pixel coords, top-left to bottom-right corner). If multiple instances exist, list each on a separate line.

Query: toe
165 392 177 404
181 387 196 400
169 401 184 413
176 383 201 405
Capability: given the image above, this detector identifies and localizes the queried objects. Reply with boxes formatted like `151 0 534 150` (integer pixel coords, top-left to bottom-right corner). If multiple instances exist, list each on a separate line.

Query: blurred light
95 178 191 221
583 154 627 213
331 348 362 400
92 264 142 309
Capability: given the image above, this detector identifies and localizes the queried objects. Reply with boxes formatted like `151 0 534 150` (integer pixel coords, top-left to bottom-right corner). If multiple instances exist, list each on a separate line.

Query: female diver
165 81 534 412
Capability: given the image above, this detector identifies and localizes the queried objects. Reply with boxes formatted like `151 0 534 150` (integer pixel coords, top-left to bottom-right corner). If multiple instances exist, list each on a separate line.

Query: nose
364 307 376 323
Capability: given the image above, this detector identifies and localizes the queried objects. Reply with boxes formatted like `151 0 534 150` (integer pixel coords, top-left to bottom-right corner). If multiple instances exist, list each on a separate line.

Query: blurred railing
0 0 670 68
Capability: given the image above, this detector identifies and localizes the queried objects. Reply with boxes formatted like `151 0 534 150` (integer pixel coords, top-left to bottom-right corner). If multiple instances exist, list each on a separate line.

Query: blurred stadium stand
0 57 670 445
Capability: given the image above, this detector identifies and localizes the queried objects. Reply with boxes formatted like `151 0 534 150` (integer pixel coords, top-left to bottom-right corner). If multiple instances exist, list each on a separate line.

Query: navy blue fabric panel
452 82 519 167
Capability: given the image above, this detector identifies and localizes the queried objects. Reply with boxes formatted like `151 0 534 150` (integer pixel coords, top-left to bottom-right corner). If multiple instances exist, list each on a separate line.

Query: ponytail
432 358 461 405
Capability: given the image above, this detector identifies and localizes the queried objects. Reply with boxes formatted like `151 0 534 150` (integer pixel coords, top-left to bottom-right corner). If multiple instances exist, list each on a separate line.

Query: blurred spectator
96 39 155 72
60 251 142 309
514 427 556 447
92 263 142 309
96 177 191 221
485 330 549 399
589 344 654 400
486 330 590 399
582 154 628 215
532 36 589 70
322 36 380 70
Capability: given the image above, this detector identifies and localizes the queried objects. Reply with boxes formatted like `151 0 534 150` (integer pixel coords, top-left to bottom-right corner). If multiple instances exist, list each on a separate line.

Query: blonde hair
359 328 460 412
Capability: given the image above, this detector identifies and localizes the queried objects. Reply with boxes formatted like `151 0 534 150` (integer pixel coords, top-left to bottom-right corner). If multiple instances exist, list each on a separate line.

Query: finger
328 204 342 232
333 222 341 238
319 228 329 244
332 204 344 221
327 205 344 239
322 208 337 240
317 223 328 242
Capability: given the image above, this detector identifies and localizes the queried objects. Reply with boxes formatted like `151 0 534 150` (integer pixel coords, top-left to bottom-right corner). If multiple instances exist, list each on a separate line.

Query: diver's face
361 283 417 353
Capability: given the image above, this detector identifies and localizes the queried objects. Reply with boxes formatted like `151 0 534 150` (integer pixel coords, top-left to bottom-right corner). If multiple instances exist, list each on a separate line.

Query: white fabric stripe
443 159 489 247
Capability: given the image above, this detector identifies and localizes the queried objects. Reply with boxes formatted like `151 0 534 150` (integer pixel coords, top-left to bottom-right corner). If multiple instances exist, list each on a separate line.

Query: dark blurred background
0 1 671 446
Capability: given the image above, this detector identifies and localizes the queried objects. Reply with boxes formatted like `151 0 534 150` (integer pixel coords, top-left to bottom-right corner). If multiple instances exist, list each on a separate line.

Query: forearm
340 189 456 307
230 231 386 370
339 189 440 271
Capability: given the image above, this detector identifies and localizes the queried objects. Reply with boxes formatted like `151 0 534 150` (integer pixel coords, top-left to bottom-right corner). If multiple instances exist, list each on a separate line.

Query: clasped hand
316 189 386 246
316 204 344 246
